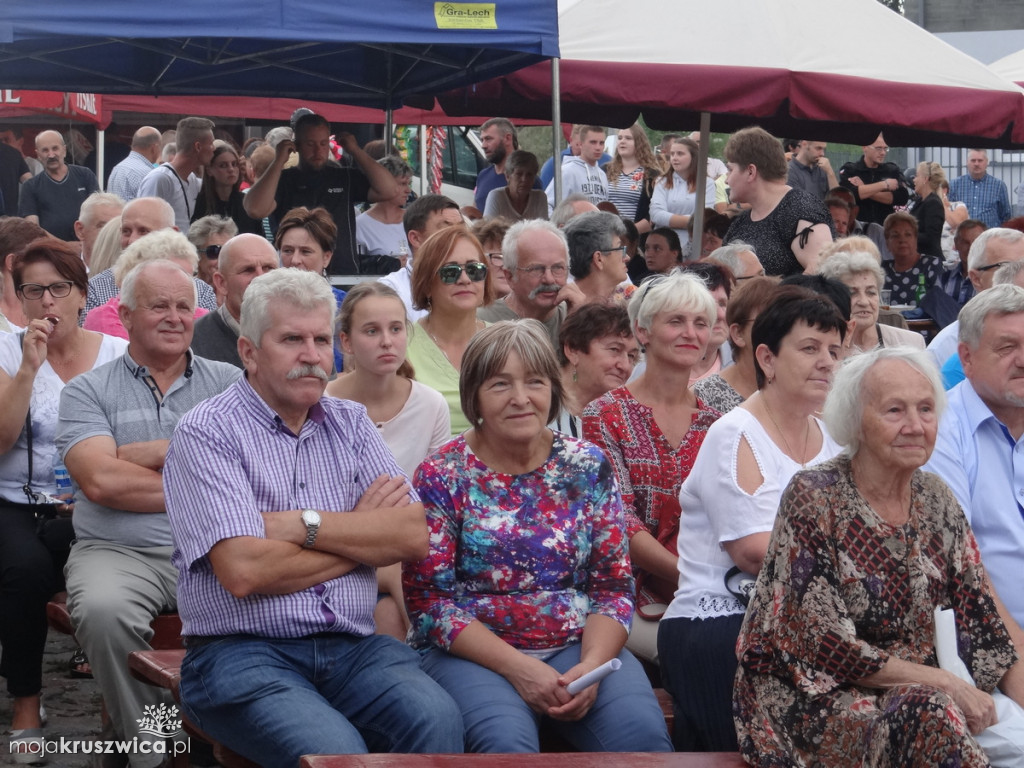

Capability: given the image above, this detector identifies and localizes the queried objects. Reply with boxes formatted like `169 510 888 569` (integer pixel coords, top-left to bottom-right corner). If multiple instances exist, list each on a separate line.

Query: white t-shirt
663 406 841 621
356 211 408 256
0 332 128 501
374 379 451 476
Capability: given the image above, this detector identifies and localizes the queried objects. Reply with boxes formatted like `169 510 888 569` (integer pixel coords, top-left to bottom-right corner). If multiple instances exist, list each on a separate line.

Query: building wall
904 0 1024 32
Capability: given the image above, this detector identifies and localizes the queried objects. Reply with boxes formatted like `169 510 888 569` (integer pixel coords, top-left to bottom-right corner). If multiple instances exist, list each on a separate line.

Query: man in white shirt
138 117 215 231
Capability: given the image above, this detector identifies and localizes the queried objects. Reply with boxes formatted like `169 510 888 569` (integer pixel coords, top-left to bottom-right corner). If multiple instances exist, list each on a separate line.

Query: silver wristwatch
300 509 321 549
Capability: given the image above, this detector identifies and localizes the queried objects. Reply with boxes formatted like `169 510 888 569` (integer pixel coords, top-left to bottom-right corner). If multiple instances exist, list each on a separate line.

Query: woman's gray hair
628 271 716 336
505 149 539 175
817 250 885 291
501 219 568 273
120 259 198 311
459 319 564 427
959 283 1024 349
705 241 754 275
240 268 336 348
823 346 946 456
89 216 123 275
113 229 198 285
378 154 413 179
187 216 238 251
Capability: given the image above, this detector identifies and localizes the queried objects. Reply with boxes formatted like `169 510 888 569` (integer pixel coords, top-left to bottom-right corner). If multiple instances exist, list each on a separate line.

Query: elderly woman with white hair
404 320 672 753
734 346 1024 767
818 249 926 351
82 229 206 339
582 272 720 663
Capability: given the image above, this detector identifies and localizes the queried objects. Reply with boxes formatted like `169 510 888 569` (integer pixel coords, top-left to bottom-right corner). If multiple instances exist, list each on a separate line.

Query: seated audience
403 320 673 753
187 214 238 292
0 218 48 328
86 216 124 276
583 272 720 663
736 347 1024 766
660 287 846 751
2 238 128 759
641 227 683 276
553 303 639 437
565 211 631 304
818 249 926 350
408 225 493 436
483 150 547 222
356 155 414 274
57 260 240 767
692 276 780 413
704 241 766 282
164 268 463 768
471 217 512 299
937 219 986 307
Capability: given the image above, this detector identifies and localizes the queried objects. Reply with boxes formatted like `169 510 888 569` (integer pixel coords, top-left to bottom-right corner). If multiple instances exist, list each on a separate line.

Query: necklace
422 317 482 367
762 396 811 467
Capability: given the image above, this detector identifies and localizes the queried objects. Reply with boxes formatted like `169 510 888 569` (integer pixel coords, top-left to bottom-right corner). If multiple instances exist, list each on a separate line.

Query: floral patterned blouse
734 456 1018 767
403 433 634 653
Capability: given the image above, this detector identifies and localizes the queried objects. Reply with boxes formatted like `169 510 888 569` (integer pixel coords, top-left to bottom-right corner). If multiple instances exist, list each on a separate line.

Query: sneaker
10 728 46 765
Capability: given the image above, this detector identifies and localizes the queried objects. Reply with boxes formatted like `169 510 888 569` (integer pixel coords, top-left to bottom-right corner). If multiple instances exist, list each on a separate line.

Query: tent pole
385 106 393 152
693 112 711 256
97 128 105 191
552 58 562 204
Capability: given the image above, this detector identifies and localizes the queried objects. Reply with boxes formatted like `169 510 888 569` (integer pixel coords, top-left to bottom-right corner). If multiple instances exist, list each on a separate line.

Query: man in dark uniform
838 133 909 227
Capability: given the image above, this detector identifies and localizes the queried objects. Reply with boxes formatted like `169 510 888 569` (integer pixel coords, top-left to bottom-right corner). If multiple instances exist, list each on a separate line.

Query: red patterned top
582 386 720 606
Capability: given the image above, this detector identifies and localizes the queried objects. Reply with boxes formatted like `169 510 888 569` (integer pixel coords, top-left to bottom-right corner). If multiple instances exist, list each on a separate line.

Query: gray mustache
286 364 328 382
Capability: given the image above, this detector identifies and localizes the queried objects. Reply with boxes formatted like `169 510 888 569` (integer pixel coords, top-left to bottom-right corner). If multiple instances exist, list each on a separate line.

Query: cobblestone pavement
3 631 208 767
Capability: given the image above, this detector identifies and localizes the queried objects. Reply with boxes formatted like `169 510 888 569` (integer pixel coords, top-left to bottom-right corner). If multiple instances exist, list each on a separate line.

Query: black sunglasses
438 262 488 284
205 245 222 260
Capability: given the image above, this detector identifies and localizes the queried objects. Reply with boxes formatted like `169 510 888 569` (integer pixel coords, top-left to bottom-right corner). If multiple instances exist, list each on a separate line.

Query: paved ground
3 631 210 767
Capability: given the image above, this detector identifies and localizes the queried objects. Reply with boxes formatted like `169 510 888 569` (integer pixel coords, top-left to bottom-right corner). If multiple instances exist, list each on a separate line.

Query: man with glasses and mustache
838 133 909 226
478 219 585 348
57 260 241 767
163 268 463 768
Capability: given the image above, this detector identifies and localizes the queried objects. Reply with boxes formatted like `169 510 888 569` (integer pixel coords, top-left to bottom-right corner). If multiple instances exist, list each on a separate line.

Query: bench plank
301 755 747 768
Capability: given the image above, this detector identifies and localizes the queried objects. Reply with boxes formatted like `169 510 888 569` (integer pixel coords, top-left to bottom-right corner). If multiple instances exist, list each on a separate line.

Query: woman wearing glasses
0 238 127 758
582 272 720 664
407 225 495 436
186 215 238 293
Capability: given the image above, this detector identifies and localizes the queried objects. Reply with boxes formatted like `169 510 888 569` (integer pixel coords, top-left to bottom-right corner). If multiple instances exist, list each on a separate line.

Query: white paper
566 658 621 695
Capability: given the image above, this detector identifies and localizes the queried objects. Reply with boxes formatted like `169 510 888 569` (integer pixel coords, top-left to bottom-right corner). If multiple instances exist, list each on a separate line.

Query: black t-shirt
274 165 372 274
0 143 29 217
838 158 909 227
18 165 99 241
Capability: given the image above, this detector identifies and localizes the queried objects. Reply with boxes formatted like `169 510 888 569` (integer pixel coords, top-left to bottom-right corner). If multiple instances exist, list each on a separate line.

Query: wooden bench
300 754 747 768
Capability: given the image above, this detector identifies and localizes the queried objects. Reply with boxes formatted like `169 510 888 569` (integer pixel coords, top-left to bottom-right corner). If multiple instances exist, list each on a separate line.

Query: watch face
302 509 320 526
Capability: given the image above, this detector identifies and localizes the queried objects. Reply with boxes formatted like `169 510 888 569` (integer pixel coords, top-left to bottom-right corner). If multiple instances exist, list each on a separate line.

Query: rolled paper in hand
566 658 622 695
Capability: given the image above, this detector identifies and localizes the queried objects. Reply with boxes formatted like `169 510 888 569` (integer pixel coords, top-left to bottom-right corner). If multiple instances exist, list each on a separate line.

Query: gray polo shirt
786 157 828 200
56 349 241 547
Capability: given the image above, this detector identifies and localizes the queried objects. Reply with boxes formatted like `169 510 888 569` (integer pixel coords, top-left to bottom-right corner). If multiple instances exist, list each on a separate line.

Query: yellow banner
434 3 497 29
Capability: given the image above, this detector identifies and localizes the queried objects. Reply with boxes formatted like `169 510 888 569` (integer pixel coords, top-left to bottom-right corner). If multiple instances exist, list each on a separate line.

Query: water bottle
53 453 72 498
914 274 927 305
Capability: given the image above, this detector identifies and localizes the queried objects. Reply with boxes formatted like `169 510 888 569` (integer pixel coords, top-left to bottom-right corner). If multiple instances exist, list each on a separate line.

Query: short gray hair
967 228 1024 272
958 283 1024 349
378 154 413 179
550 194 592 229
120 259 197 312
817 250 885 291
502 219 568 274
506 150 539 176
187 216 238 252
823 346 945 456
78 192 124 226
459 319 563 427
114 229 198 285
240 268 336 348
706 241 756 276
628 271 716 336
565 211 626 280
993 259 1024 287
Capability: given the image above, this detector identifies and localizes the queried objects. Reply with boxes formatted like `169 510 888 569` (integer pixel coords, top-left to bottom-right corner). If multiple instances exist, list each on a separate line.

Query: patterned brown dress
734 456 1018 767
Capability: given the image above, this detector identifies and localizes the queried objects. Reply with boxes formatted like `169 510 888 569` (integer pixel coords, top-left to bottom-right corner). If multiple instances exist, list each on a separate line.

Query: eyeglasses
734 272 766 282
18 281 74 300
869 146 889 153
204 245 222 260
601 246 629 258
486 252 504 266
976 261 1010 273
438 262 488 284
516 263 568 279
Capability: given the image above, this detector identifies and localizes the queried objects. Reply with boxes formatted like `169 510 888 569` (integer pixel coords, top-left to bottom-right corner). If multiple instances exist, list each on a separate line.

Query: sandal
69 647 92 679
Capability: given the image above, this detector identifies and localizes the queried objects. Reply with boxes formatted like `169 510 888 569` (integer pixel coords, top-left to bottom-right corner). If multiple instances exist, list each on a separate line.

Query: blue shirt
923 380 1024 626
949 173 1011 229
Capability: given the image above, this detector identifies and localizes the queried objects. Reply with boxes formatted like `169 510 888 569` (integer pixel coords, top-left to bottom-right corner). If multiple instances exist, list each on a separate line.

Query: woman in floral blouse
735 347 1024 766
582 271 720 663
403 320 671 754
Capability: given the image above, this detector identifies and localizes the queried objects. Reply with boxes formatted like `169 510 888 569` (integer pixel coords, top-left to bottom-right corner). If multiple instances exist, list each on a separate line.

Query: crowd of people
1 112 1024 768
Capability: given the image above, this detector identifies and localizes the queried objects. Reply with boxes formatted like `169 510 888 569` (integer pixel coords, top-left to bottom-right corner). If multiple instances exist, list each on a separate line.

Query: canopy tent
439 0 1024 148
0 90 103 124
992 50 1024 87
0 0 558 109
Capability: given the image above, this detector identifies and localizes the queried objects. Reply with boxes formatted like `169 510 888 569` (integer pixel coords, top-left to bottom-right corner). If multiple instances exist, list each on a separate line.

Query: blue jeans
179 634 464 768
420 645 673 753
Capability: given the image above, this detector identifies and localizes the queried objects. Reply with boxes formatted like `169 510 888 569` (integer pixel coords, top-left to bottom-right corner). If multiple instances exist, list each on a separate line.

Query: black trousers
0 500 73 696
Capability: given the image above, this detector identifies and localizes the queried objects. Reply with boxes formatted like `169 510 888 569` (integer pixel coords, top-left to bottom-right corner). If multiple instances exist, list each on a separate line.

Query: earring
572 367 578 383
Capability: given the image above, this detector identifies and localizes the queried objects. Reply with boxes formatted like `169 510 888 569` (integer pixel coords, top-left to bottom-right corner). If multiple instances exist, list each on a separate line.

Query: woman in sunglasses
407 225 494 436
187 215 238 293
0 238 128 757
